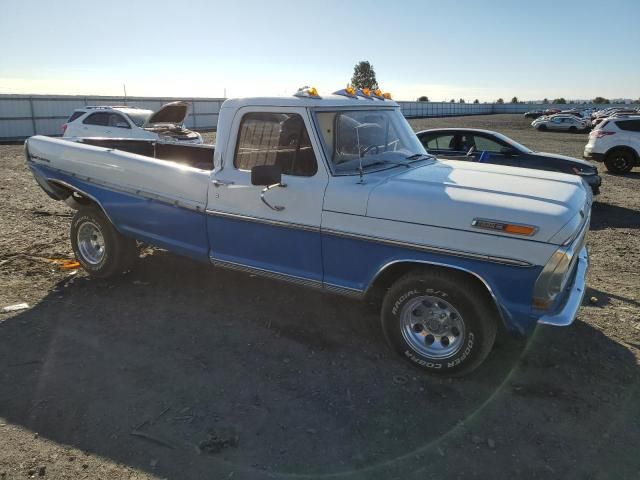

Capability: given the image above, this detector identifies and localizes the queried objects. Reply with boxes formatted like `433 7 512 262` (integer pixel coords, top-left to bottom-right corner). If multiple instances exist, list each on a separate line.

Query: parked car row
524 108 596 120
590 107 640 127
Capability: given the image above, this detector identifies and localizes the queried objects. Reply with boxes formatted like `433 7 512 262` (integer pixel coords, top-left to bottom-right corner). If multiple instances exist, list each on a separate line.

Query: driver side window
234 112 318 177
472 136 506 153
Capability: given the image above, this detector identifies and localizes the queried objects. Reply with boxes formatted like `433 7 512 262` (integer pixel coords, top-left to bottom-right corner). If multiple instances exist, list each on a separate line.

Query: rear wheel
604 149 634 174
381 269 497 376
569 126 577 132
70 207 137 278
537 124 547 131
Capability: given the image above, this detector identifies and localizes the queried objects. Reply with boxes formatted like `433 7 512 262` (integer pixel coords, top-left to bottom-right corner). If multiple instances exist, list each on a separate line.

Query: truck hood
366 160 589 244
145 101 189 126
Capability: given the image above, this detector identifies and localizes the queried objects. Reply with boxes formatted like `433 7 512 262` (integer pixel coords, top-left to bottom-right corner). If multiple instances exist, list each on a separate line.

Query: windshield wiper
405 153 433 161
363 159 413 169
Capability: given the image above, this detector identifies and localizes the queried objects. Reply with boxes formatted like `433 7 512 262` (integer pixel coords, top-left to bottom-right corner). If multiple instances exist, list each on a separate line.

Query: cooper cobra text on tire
381 269 498 376
70 207 137 278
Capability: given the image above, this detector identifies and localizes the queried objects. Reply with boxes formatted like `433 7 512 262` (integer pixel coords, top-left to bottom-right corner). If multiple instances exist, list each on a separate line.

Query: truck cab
25 87 591 375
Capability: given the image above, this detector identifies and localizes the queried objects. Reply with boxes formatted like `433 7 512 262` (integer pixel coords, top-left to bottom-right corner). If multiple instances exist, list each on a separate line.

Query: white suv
584 116 640 173
62 102 203 144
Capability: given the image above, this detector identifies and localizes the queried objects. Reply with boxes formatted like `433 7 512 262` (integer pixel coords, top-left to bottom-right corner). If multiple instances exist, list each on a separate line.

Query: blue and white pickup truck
25 87 591 375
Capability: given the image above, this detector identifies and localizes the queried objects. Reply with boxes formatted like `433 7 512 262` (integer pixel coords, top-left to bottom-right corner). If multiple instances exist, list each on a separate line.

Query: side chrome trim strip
322 228 533 267
323 283 364 298
32 161 205 213
205 209 320 233
210 258 365 299
210 257 324 290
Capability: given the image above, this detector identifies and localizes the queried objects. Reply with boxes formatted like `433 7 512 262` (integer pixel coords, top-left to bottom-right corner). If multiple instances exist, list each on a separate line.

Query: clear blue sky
1 0 639 101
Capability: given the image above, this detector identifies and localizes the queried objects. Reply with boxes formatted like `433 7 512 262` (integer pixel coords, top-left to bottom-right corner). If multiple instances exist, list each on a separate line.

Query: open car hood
145 101 189 126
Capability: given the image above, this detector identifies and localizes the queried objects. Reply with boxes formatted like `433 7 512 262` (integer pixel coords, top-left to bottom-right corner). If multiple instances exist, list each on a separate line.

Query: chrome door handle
212 179 235 187
260 183 286 211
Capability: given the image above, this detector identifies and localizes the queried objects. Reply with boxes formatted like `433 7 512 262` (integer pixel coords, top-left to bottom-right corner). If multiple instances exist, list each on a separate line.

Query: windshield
314 109 429 175
492 132 533 153
122 110 153 127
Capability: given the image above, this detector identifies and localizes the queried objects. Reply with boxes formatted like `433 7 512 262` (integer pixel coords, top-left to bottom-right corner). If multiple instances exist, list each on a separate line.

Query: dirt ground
0 114 638 480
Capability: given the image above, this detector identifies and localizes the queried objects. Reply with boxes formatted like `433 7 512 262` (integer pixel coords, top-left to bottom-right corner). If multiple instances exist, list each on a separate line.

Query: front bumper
537 246 589 327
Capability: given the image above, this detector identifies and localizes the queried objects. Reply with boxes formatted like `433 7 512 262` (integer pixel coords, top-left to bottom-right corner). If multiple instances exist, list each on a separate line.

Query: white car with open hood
62 101 203 144
25 87 591 376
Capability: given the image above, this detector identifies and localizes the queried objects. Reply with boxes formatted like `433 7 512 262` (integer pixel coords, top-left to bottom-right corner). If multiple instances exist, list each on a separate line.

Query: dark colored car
416 128 602 194
524 110 544 119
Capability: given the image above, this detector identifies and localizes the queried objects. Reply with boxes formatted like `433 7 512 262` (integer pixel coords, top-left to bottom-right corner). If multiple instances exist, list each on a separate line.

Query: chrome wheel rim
400 295 465 360
77 221 105 265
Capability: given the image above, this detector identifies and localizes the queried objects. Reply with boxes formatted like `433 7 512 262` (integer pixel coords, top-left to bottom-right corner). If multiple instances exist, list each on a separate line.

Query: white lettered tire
381 269 497 376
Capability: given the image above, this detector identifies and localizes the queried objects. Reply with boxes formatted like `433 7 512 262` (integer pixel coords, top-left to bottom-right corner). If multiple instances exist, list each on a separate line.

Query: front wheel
381 269 498 376
70 207 138 278
537 124 547 131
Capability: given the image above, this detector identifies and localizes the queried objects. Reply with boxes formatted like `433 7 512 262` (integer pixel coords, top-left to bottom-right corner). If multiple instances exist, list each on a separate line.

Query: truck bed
75 138 214 170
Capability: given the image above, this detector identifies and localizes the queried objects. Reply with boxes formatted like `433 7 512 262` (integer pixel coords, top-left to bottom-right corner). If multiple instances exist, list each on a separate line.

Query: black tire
538 124 547 131
381 269 497 376
604 149 634 174
569 126 577 132
70 206 137 278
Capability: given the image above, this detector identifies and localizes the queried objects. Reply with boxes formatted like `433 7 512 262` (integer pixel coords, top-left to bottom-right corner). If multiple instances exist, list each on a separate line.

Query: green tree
473 99 479 104
417 96 429 102
542 98 549 104
593 96 610 104
553 98 567 104
459 98 465 103
496 98 504 104
450 99 455 103
350 61 378 90
511 96 519 103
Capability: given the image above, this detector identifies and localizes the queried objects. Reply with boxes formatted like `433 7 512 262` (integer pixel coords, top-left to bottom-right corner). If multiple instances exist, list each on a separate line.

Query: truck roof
221 95 399 109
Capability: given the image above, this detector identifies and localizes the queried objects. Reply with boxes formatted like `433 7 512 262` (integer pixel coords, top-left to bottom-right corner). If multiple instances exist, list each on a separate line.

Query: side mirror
251 164 282 186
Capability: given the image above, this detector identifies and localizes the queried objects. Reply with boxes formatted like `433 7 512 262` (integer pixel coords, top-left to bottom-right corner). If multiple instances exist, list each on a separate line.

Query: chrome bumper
537 246 589 327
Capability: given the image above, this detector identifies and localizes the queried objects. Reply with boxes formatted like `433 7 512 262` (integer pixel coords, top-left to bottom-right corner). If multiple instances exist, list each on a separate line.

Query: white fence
0 93 635 140
0 94 224 141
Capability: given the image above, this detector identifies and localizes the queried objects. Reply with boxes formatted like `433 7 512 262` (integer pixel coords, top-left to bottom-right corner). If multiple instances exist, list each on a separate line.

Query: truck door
206 107 328 285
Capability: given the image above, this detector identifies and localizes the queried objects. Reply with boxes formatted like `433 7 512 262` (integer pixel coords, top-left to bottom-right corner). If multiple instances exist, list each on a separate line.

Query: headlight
533 219 588 310
532 248 572 309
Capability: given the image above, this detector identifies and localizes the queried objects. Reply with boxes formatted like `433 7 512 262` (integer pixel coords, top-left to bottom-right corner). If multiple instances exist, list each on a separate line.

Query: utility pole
123 84 127 104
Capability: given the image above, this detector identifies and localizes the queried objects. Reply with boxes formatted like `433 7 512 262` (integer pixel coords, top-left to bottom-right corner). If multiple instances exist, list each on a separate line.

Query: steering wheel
360 144 380 156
